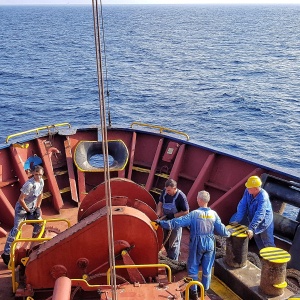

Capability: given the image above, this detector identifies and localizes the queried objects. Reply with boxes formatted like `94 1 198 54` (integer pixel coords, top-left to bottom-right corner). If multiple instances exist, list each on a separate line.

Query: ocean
0 4 299 179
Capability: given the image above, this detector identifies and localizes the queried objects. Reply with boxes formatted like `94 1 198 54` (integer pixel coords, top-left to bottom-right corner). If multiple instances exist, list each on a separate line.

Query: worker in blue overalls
230 175 275 250
156 190 230 299
156 179 189 261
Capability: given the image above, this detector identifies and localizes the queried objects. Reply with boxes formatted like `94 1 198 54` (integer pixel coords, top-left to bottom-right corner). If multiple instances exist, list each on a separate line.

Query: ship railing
130 121 190 141
5 122 71 143
9 218 71 293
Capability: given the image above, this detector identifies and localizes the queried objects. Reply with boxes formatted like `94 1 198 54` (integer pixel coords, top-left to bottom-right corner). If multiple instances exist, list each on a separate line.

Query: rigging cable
92 0 117 299
98 1 112 127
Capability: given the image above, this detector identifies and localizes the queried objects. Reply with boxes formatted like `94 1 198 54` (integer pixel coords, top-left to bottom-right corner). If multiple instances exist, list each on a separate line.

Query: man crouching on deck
156 190 230 299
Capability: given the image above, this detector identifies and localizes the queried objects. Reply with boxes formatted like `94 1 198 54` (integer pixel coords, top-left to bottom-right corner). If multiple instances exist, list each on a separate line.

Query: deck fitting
214 258 294 300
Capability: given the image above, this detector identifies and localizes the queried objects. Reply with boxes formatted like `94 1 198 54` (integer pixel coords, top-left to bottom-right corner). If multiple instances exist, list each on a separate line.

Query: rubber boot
190 290 198 300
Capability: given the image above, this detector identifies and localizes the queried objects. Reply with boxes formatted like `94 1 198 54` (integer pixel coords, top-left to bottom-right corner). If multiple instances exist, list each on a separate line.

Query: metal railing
6 123 71 143
9 218 71 293
184 280 205 300
130 122 190 141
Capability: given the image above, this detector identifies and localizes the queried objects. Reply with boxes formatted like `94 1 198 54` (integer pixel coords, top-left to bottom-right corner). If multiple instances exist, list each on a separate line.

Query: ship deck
0 198 244 300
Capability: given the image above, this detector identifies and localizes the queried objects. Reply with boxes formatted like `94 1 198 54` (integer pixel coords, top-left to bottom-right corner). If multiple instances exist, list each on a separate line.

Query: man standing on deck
156 190 230 299
156 179 189 261
1 165 44 266
230 175 275 250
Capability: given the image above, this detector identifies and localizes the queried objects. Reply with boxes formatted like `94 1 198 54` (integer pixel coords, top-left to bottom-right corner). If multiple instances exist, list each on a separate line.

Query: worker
1 165 44 266
156 179 189 261
230 175 275 250
156 190 230 299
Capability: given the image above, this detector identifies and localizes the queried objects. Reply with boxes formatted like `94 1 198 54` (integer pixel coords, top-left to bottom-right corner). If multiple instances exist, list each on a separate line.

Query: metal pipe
52 276 72 300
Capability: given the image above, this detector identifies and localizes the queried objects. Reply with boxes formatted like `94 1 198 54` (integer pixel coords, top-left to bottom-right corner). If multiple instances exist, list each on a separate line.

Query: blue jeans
3 202 41 255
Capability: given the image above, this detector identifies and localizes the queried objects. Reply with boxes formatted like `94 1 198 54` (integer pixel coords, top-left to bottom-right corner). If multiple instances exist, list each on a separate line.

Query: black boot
197 285 207 297
190 290 198 300
1 253 10 265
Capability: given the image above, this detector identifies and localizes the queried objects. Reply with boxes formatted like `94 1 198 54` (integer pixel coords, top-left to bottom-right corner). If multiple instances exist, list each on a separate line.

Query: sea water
0 5 299 178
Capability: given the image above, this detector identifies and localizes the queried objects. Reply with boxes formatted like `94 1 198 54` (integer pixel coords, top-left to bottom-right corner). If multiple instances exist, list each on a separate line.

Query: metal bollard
224 224 249 268
259 247 291 296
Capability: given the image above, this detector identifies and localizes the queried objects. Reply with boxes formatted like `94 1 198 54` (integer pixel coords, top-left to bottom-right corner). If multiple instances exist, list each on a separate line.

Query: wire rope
92 0 117 299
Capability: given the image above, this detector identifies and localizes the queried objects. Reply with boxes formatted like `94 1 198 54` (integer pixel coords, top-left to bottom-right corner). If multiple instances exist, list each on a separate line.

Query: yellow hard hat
245 176 262 188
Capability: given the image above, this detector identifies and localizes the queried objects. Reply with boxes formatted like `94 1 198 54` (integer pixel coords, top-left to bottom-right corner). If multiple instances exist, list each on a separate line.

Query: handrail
9 218 71 293
106 263 172 284
130 122 190 141
185 280 205 300
6 123 71 143
70 278 104 291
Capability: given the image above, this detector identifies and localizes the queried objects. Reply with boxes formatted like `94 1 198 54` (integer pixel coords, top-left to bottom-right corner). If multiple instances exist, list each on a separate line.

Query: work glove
155 219 161 226
34 207 41 218
166 213 174 220
27 208 36 216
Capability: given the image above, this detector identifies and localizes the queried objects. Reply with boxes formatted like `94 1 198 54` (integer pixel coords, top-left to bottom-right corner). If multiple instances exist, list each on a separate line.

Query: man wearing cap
230 175 275 250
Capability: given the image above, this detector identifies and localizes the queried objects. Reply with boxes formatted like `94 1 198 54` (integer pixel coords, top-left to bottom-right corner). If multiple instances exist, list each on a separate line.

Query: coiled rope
215 235 226 258
158 229 187 272
247 251 262 268
286 269 300 294
158 251 186 272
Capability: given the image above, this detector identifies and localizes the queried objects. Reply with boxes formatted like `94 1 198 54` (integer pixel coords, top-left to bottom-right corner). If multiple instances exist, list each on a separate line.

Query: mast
92 1 117 299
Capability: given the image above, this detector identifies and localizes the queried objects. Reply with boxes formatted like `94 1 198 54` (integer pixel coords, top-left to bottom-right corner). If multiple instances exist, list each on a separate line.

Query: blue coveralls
161 189 188 261
3 177 44 256
159 207 230 292
230 188 275 250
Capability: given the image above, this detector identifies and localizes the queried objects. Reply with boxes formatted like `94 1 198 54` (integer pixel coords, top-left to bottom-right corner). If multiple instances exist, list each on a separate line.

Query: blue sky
0 0 299 5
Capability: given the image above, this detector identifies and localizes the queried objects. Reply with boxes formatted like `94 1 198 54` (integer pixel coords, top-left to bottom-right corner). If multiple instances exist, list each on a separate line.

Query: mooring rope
215 235 226 258
158 228 187 272
247 252 262 268
158 251 186 272
286 269 300 294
